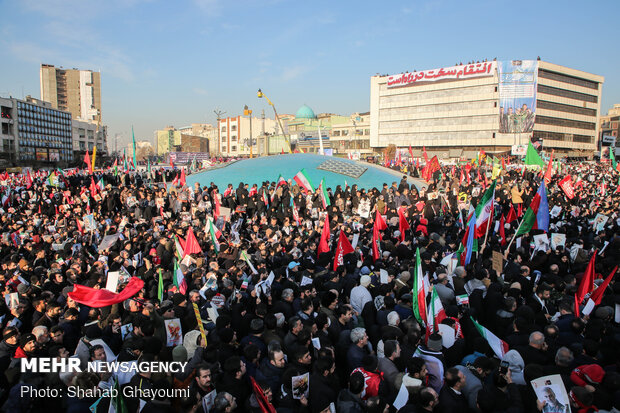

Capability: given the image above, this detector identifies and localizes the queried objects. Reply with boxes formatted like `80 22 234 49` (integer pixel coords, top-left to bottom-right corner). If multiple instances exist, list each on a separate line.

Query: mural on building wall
498 60 538 133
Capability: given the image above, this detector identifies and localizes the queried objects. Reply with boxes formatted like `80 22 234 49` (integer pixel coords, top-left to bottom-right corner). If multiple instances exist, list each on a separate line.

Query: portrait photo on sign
531 374 569 413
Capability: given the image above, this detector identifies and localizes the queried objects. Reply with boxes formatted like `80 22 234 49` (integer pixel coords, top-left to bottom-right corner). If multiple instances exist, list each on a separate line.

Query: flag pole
505 217 525 254
482 204 493 251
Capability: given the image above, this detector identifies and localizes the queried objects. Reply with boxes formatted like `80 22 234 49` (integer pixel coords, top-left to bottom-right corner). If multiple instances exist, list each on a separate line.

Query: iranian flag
204 218 222 240
318 179 330 208
294 168 315 193
292 200 301 225
474 180 496 238
241 251 258 274
208 219 221 254
249 186 257 197
108 378 129 413
174 235 185 259
262 189 269 206
471 316 509 359
214 192 221 218
412 248 427 326
333 230 354 271
26 170 33 189
275 175 287 189
515 180 549 237
426 287 446 336
582 266 617 315
173 258 187 295
97 178 105 192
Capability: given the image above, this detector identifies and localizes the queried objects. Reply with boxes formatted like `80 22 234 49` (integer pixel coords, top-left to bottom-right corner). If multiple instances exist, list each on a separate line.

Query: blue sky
1 0 619 149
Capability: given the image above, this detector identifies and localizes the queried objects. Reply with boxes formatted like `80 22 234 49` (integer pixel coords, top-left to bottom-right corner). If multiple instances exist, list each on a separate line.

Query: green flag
524 141 545 168
157 269 163 302
610 148 617 170
109 378 129 413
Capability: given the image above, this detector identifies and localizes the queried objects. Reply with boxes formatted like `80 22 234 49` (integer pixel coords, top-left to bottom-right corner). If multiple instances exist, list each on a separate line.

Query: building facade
218 115 277 157
370 60 604 159
72 119 107 152
0 95 73 167
40 64 102 124
178 123 218 154
156 126 209 155
599 104 620 155
330 112 371 158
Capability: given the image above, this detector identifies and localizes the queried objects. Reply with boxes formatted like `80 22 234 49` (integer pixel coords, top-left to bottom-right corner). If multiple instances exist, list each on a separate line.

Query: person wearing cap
0 327 19 376
239 318 267 360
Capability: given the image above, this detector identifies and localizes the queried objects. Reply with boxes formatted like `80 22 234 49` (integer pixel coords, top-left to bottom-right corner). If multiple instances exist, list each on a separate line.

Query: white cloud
280 65 308 82
193 0 221 16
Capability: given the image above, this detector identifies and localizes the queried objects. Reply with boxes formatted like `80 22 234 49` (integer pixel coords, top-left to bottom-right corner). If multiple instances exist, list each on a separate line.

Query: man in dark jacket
309 357 338 409
256 347 287 396
437 367 468 413
218 356 251 405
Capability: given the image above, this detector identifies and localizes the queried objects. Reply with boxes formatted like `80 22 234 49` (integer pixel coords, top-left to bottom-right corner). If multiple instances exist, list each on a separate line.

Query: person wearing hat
12 333 36 362
239 319 267 360
0 327 19 372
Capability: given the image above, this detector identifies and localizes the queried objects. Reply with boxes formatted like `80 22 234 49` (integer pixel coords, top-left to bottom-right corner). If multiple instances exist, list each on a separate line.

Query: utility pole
214 109 226 157
243 105 253 158
261 109 266 156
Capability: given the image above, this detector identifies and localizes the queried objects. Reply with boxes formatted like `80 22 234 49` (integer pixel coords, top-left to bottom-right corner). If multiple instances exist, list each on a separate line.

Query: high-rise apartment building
40 64 102 124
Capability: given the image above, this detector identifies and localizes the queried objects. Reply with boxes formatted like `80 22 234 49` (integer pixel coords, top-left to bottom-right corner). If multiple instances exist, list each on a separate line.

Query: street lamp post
257 89 291 153
244 105 254 158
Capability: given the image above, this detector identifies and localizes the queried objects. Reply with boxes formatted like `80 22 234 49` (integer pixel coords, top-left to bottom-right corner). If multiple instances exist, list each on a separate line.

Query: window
535 115 596 130
333 130 340 136
231 125 237 131
221 126 226 132
231 146 237 151
221 146 227 152
537 100 596 117
538 69 599 90
2 123 9 135
231 135 237 142
538 85 597 103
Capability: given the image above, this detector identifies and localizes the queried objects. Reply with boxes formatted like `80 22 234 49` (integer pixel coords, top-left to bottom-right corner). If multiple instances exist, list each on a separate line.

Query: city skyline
1 0 620 150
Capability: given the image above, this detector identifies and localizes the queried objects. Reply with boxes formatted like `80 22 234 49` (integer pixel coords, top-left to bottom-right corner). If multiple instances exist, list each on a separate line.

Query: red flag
517 203 523 218
576 252 597 304
558 175 575 199
451 165 455 177
372 224 380 263
26 170 33 189
84 151 93 174
183 227 203 256
459 168 464 186
501 157 506 170
422 156 440 181
544 150 554 184
374 209 387 231
588 266 617 305
574 293 580 318
408 145 414 162
179 168 186 187
281 148 284 154
397 206 410 242
477 168 482 183
423 146 429 163
68 277 144 308
76 218 84 236
170 158 174 168
506 205 517 223
90 177 98 197
172 173 179 186
333 230 354 271
250 376 277 413
317 214 330 256
499 214 507 246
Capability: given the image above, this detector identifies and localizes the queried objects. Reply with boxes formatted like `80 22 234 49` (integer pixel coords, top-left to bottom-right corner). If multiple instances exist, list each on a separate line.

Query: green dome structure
295 104 317 120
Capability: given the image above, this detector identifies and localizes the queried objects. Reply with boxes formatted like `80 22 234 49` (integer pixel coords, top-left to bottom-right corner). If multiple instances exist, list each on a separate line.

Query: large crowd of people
0 157 618 413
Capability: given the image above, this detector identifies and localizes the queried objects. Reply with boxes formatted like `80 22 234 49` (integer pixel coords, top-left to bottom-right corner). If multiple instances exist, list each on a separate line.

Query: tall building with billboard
370 60 604 159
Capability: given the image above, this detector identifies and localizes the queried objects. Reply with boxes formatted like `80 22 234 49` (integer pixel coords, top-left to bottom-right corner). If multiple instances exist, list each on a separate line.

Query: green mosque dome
295 104 317 120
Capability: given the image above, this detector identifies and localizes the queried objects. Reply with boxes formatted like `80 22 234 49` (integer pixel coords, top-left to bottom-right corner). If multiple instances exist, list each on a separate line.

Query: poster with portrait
120 323 133 340
201 390 217 413
83 214 96 232
530 374 569 413
550 233 566 250
291 372 309 400
498 60 538 133
593 213 608 233
164 318 183 347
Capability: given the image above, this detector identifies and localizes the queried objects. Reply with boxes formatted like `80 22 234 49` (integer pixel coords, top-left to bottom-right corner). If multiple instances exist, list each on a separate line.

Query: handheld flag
412 248 427 326
470 317 509 359
515 181 549 237
333 230 354 271
294 168 315 193
317 214 330 256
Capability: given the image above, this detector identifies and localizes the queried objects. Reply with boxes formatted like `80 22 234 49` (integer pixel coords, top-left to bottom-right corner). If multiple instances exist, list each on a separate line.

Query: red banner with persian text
387 61 497 88
559 175 575 199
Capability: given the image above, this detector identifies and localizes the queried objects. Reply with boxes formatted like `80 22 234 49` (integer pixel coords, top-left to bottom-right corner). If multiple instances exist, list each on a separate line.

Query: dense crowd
0 158 618 413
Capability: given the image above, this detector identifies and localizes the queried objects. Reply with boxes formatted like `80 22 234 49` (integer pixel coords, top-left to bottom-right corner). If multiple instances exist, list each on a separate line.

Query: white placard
392 381 409 410
311 337 321 350
301 276 313 286
438 324 456 348
105 271 120 292
352 233 360 249
550 233 566 250
379 269 389 284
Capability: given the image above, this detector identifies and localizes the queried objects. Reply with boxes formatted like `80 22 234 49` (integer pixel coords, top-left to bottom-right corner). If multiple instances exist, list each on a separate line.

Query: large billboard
498 60 538 133
387 61 496 88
